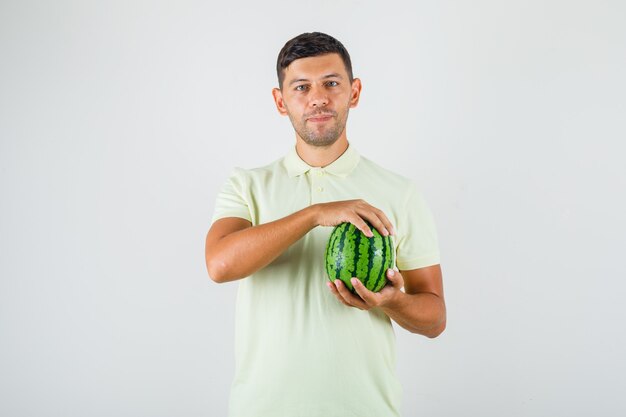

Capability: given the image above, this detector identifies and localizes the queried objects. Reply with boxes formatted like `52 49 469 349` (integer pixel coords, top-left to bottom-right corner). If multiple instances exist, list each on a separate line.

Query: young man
205 32 446 417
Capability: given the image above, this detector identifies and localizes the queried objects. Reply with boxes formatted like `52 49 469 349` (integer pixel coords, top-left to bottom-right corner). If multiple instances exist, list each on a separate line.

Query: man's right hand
313 199 395 237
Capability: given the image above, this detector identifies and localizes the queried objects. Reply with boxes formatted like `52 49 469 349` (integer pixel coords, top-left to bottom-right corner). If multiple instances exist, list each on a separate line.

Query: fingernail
382 228 389 236
390 227 396 235
351 278 358 285
388 269 394 276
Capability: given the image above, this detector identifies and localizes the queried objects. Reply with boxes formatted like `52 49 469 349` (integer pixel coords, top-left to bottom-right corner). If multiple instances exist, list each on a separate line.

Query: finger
334 279 368 309
326 282 352 307
371 207 396 236
361 213 390 237
330 279 358 308
351 278 379 306
354 207 389 237
352 200 391 237
358 207 394 237
349 216 374 238
387 268 404 287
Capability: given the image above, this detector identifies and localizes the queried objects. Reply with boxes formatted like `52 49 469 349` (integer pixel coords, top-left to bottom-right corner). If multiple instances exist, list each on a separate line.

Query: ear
272 87 289 116
349 78 362 109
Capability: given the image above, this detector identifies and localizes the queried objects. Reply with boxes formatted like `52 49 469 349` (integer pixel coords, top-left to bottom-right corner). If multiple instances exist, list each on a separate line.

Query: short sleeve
394 183 440 270
210 168 253 225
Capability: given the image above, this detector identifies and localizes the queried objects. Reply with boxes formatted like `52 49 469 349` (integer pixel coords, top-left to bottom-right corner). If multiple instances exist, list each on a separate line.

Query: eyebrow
288 73 343 86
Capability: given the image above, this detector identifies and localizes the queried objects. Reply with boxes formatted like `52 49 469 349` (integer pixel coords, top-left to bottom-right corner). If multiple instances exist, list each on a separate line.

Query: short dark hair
276 32 354 90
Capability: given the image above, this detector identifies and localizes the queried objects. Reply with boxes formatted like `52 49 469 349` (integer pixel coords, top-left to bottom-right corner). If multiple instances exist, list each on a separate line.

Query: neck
295 136 349 168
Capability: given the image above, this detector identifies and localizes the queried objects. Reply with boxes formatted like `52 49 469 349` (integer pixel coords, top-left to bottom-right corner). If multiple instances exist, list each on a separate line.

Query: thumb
387 268 402 286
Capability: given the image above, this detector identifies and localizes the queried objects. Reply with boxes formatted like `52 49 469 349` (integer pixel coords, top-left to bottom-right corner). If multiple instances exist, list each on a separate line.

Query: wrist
307 203 322 228
381 289 409 312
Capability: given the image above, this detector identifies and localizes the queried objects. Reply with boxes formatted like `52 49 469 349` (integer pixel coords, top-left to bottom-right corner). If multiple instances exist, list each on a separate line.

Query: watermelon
324 220 396 293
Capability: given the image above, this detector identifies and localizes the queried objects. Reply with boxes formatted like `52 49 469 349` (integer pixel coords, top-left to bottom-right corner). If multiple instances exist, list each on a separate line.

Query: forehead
284 53 347 81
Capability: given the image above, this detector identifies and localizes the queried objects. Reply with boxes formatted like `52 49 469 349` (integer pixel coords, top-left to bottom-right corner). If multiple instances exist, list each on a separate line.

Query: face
272 53 361 147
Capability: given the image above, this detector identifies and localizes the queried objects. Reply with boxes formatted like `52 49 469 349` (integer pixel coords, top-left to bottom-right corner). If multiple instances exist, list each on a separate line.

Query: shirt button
316 186 324 192
316 171 324 176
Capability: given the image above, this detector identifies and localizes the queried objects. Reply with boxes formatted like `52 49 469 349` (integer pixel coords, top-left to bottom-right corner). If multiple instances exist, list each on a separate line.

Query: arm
328 264 446 338
380 265 446 338
205 207 317 283
205 199 396 283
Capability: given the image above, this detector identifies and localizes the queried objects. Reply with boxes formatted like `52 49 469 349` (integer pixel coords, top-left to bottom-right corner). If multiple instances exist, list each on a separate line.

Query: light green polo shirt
211 142 440 417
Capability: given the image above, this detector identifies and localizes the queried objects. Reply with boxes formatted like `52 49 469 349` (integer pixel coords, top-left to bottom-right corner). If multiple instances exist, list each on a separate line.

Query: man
205 32 446 417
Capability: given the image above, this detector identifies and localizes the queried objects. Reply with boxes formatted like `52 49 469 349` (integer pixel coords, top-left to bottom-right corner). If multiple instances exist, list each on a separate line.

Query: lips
307 114 333 122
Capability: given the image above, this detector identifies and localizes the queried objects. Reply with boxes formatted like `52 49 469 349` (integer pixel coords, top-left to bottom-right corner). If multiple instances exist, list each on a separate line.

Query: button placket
310 168 326 203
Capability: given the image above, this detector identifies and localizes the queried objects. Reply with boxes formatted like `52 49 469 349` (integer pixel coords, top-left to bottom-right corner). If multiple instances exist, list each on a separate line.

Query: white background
1 1 625 416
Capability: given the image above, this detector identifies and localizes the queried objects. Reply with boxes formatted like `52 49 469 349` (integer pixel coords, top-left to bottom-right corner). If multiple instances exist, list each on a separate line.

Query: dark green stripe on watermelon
325 222 347 280
370 232 389 292
361 231 376 289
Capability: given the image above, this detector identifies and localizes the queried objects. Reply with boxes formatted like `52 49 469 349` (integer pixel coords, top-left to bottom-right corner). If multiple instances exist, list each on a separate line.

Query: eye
295 85 308 91
327 81 339 87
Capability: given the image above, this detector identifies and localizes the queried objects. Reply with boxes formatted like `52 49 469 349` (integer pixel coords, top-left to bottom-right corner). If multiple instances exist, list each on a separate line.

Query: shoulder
226 155 286 185
356 155 420 198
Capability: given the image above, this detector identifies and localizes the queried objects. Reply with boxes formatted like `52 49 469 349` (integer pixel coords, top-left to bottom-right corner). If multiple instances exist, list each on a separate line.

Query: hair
276 32 354 90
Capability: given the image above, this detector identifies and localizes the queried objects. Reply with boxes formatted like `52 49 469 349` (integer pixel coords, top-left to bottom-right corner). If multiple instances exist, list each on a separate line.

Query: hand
314 199 395 237
326 267 404 310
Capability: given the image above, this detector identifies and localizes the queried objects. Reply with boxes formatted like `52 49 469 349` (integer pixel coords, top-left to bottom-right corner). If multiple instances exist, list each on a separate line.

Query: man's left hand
326 267 403 310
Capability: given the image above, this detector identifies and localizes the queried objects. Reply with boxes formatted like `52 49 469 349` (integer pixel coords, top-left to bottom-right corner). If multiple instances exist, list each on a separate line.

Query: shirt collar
283 142 360 178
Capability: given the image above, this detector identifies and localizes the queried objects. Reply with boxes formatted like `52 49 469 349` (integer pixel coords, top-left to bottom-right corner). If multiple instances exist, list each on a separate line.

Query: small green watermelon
324 220 395 293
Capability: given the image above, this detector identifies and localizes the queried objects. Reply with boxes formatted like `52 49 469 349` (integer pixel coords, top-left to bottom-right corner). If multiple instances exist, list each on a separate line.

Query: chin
302 136 339 147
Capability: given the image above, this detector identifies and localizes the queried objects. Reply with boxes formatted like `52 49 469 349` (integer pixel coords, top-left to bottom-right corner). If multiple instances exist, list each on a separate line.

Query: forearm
209 205 319 282
381 291 446 338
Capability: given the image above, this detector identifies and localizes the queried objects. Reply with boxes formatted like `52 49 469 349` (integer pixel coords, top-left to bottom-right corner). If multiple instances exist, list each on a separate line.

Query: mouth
307 114 333 123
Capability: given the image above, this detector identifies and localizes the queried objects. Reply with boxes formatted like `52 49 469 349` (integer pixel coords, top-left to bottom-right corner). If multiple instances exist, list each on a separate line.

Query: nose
309 86 328 108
